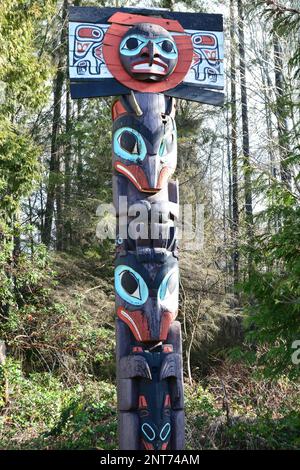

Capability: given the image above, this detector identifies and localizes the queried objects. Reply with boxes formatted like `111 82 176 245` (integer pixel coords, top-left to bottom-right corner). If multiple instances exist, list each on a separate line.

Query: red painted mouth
141 440 169 451
142 440 154 450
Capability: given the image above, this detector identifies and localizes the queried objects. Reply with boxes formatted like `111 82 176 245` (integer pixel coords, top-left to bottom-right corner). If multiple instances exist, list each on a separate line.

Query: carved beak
145 155 160 189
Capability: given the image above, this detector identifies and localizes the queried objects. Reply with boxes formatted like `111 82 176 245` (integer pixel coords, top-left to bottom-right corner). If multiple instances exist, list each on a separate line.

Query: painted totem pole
69 6 224 450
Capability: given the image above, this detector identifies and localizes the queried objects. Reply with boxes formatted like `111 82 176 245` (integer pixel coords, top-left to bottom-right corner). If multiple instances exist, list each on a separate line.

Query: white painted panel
69 22 224 89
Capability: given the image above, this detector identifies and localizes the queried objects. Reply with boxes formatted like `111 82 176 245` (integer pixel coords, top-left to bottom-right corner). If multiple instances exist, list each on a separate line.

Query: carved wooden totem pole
69 6 224 450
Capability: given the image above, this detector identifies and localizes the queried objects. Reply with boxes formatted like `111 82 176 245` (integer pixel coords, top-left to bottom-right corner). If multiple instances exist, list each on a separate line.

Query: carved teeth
133 63 165 73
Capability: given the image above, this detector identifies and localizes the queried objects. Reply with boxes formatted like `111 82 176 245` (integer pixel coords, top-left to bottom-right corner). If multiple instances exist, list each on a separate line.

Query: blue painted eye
159 139 167 158
120 35 178 59
159 123 177 162
155 38 178 59
158 268 178 301
160 423 171 441
115 265 148 306
114 127 147 162
142 423 156 441
120 35 147 56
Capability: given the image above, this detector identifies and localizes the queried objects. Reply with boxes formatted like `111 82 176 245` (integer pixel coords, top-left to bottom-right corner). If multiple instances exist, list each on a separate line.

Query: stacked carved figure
112 92 183 450
68 5 224 451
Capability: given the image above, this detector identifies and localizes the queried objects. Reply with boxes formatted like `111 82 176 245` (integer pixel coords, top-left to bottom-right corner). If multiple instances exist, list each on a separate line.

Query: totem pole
68 6 224 450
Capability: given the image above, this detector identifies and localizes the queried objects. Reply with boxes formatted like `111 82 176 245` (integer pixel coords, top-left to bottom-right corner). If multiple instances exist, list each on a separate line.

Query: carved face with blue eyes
115 265 149 306
141 418 171 450
112 93 177 193
115 253 179 342
114 122 177 165
113 127 147 163
119 23 178 81
134 348 173 450
115 265 178 310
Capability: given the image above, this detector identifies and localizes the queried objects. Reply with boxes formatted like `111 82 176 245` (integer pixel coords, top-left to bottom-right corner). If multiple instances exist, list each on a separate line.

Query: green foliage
0 0 56 373
186 358 300 450
0 250 117 450
0 249 115 381
222 412 300 450
239 1 300 381
0 243 53 328
0 0 54 114
0 121 40 213
252 1 300 36
242 205 300 378
186 384 222 418
0 0 54 215
59 97 114 255
226 346 257 366
241 154 300 379
45 381 117 450
249 1 300 77
0 359 117 449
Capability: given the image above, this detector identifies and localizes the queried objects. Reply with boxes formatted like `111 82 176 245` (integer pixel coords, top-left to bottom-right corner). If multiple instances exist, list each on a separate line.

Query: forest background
0 0 299 450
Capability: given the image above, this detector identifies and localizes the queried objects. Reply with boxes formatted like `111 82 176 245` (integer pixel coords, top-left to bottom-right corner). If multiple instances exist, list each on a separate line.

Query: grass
1 356 299 450
0 359 117 450
185 359 300 450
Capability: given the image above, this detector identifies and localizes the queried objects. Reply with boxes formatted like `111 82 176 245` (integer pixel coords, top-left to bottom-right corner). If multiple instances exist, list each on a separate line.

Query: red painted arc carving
117 306 177 343
114 162 175 194
111 99 127 121
117 307 151 342
108 12 185 33
114 162 150 193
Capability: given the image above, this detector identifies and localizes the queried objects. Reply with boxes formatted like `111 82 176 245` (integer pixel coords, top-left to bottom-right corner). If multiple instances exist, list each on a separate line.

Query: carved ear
119 354 152 379
159 352 182 380
168 180 179 206
160 353 184 409
121 92 175 117
164 96 176 117
120 92 143 117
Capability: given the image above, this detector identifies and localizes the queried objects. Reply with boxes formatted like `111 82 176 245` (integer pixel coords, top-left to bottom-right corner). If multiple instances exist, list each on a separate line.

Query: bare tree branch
265 0 300 15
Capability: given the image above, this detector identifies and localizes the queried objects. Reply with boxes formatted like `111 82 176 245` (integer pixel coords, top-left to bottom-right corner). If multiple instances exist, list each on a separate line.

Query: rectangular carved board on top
69 6 224 106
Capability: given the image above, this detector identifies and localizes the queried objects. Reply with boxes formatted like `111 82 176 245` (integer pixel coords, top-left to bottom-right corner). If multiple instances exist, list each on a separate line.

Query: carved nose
154 441 161 450
148 42 154 65
141 41 158 65
143 296 162 340
145 155 160 188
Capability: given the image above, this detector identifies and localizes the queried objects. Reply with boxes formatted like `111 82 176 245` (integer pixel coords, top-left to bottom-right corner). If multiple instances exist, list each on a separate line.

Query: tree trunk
230 0 239 294
0 341 9 405
41 0 68 247
56 167 64 251
76 99 83 196
63 86 72 251
273 33 291 186
237 0 254 271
